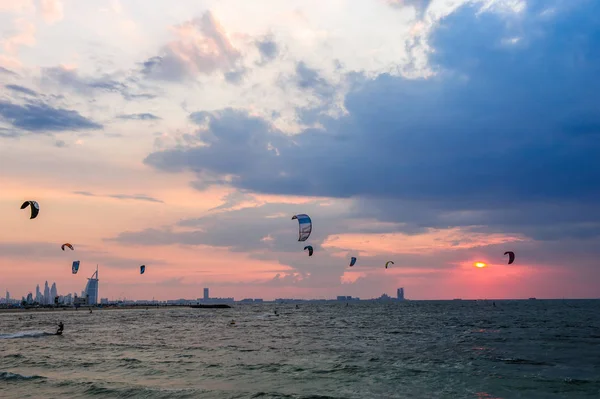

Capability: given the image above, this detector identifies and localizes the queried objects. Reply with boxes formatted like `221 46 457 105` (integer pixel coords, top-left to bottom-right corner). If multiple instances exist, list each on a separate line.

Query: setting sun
474 262 487 268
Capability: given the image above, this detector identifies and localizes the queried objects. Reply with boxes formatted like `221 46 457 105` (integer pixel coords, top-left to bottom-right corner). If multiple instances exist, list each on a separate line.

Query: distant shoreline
0 305 192 314
0 298 596 315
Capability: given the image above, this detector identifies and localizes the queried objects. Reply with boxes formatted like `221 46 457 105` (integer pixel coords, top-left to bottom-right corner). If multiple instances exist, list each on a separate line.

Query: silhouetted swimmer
56 321 64 335
493 302 496 307
295 304 299 309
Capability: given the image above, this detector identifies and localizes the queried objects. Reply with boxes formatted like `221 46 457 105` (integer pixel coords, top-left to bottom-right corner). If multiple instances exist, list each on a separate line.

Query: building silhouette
397 288 404 300
44 281 50 305
83 265 99 305
50 282 57 302
203 288 209 300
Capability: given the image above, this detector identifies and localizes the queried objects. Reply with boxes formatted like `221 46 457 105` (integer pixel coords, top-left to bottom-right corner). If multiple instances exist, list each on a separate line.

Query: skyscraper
83 265 99 305
203 288 209 300
44 281 50 305
397 288 404 301
35 284 41 303
5 290 9 302
50 282 57 302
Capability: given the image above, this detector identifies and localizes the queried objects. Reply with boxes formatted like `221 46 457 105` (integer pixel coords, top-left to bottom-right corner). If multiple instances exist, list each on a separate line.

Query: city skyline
1 1 600 301
4 276 410 303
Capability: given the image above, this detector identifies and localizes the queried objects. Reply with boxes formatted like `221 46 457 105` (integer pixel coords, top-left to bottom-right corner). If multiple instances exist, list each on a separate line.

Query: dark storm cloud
0 100 102 132
142 1 600 240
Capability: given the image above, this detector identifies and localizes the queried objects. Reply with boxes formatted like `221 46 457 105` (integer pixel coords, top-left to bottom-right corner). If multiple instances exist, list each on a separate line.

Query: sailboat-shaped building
83 265 99 305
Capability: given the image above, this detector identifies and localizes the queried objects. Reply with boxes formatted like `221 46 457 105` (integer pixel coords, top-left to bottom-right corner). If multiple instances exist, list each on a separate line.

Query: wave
256 313 280 319
0 330 55 339
0 371 46 381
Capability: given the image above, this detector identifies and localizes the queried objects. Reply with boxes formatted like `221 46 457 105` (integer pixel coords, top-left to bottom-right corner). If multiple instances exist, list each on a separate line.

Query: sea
1 300 599 399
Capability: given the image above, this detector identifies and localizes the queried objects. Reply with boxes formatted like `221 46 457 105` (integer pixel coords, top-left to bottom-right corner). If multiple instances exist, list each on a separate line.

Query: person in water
56 321 64 335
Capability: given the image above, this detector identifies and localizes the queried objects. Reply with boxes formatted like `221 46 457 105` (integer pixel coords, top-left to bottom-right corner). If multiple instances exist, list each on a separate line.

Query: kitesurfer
56 321 64 335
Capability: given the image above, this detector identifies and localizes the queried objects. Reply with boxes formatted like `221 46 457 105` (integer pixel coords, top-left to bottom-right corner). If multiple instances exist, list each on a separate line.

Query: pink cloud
143 11 241 81
2 18 36 54
0 54 22 69
39 0 63 24
0 0 35 13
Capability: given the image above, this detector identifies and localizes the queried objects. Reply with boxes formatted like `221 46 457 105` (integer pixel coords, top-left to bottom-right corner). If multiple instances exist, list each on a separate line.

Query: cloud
0 127 19 138
0 1 34 13
255 34 278 65
116 113 161 121
72 191 164 203
224 67 248 85
143 1 600 242
106 194 163 203
106 196 476 289
2 18 36 54
0 241 166 271
293 61 336 100
386 0 433 15
5 84 37 96
0 100 102 132
40 65 155 100
39 0 64 24
108 199 351 252
141 11 241 82
54 139 66 147
0 66 18 76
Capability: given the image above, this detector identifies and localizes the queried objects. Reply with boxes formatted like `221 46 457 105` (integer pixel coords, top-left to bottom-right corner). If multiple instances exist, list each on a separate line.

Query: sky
1 0 599 301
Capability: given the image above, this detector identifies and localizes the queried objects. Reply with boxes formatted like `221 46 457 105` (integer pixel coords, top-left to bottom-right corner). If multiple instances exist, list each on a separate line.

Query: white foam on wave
0 330 54 339
0 371 45 380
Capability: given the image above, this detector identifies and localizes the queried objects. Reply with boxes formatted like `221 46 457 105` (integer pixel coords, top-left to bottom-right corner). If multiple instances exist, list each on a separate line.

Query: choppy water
1 300 600 398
